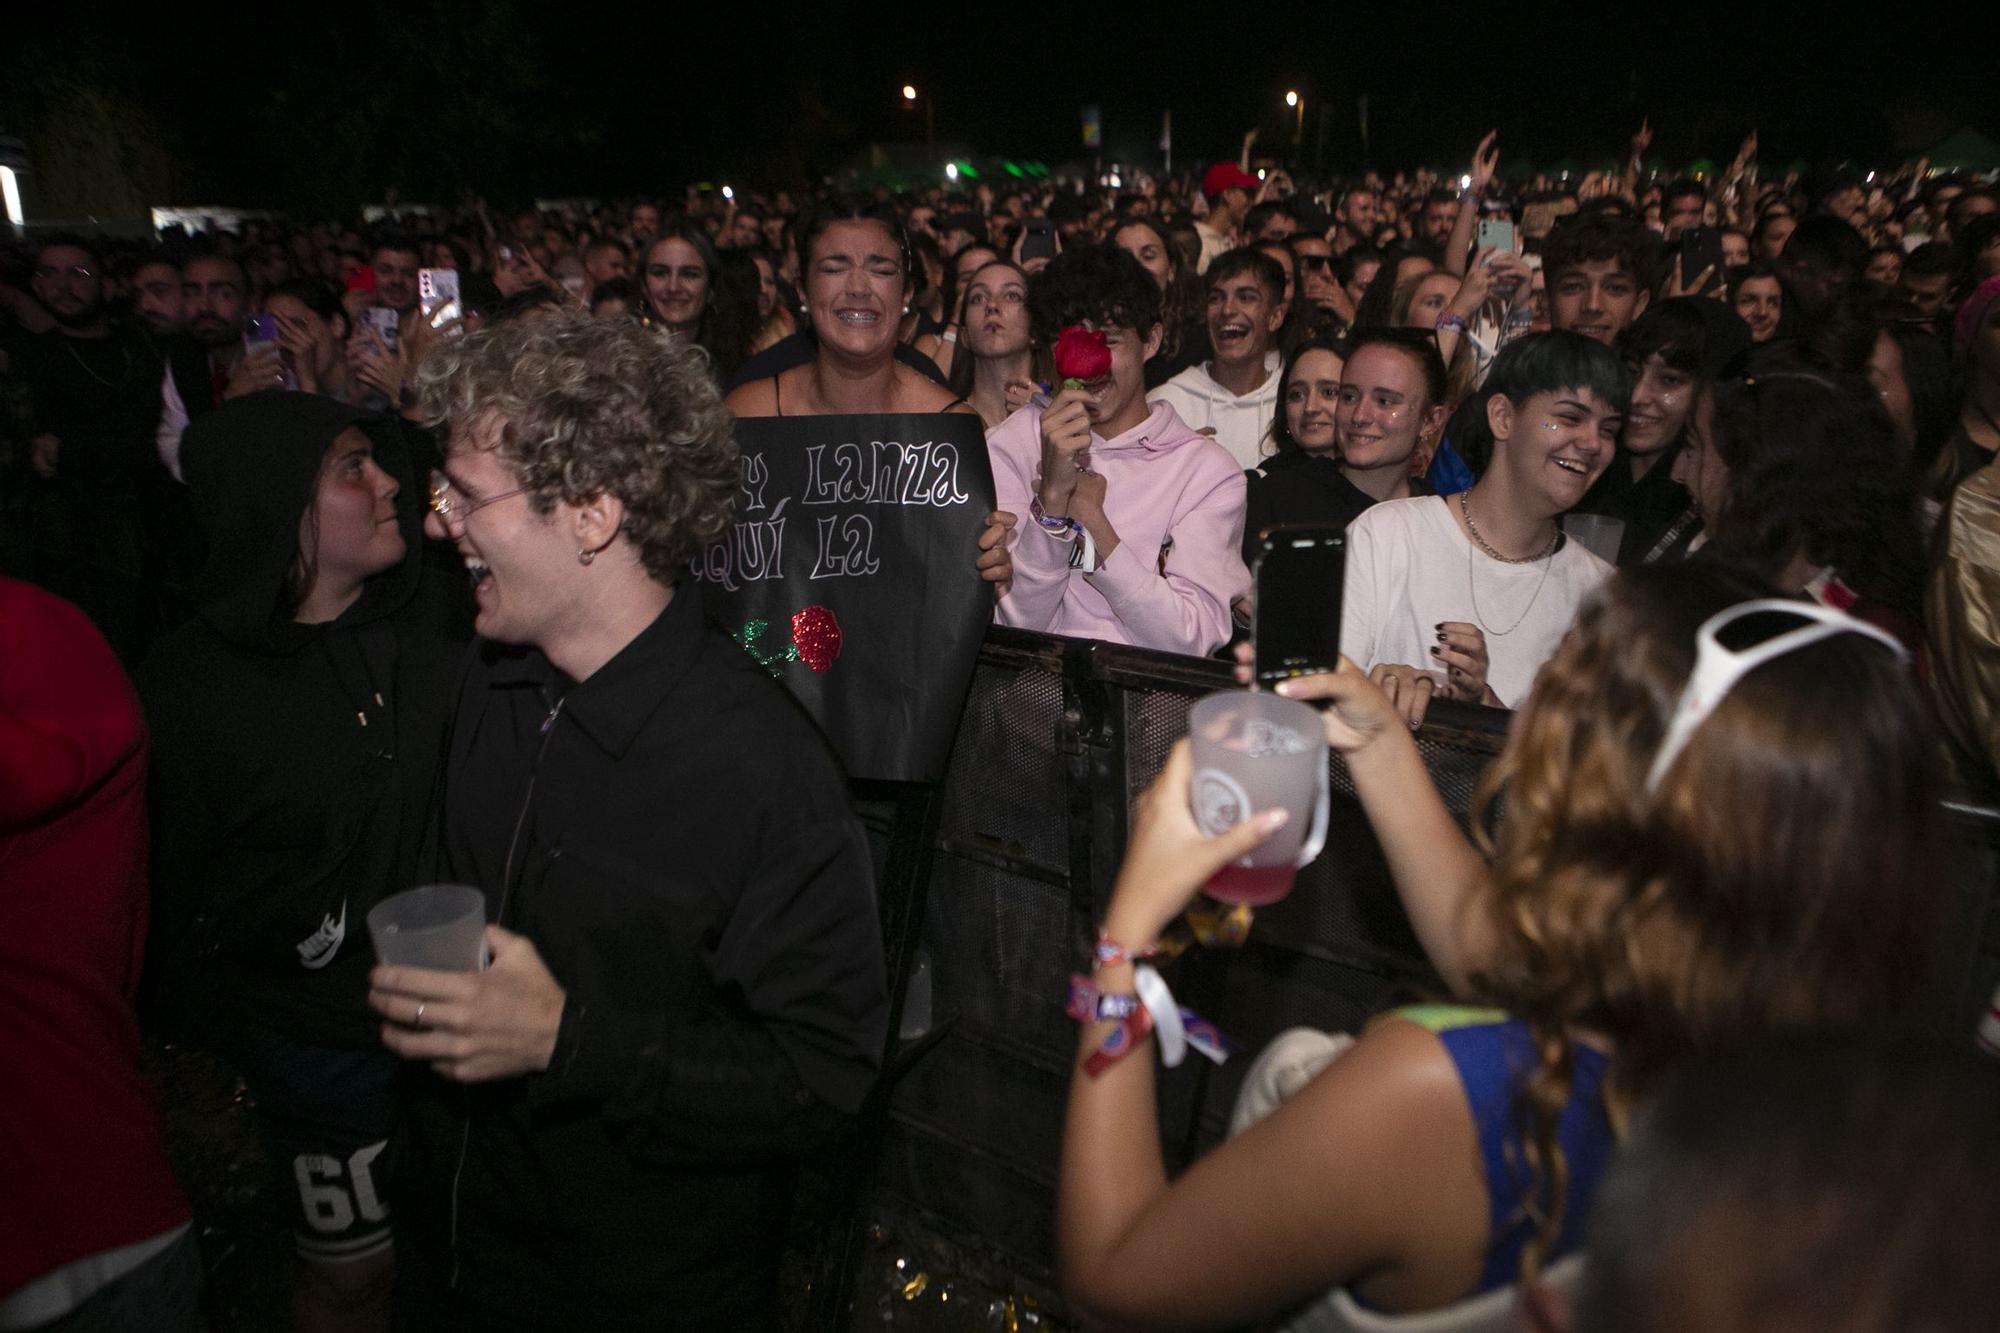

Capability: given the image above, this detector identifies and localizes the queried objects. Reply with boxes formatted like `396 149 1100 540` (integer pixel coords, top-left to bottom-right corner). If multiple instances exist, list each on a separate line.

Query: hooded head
181 392 423 653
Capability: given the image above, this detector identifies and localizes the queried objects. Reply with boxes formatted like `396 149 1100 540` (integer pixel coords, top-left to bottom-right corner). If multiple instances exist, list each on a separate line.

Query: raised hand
224 343 287 399
1100 739 1287 950
1037 388 1094 513
1470 130 1500 194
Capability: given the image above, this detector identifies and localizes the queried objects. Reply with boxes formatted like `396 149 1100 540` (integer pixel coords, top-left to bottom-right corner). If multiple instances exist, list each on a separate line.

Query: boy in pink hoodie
985 245 1249 656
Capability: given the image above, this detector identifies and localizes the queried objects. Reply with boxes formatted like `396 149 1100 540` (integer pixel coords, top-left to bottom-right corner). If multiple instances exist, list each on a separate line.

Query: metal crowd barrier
811 627 2000 1322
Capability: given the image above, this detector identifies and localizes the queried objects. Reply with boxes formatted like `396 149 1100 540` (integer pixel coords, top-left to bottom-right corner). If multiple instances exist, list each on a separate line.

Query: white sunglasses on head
1645 598 1909 795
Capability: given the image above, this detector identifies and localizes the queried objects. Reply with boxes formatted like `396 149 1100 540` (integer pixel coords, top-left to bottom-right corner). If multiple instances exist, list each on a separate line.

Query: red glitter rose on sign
790 606 842 673
1053 325 1112 387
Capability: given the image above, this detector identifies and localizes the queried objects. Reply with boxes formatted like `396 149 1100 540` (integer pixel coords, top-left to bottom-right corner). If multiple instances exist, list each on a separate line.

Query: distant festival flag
1160 109 1172 153
1082 105 1102 150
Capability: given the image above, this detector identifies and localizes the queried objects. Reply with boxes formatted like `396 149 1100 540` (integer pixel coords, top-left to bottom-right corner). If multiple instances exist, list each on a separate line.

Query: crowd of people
4 118 2000 1333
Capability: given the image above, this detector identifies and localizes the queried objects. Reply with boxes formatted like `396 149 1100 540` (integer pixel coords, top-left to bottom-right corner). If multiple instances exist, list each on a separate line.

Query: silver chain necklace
62 333 133 391
1459 491 1558 563
1460 492 1558 637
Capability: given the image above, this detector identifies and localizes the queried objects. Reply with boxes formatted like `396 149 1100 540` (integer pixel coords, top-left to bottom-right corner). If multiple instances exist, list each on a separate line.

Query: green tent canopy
1927 127 2000 172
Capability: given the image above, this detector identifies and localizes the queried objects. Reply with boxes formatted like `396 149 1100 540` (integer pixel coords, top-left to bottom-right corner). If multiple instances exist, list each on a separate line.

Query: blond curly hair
1467 560 1945 1285
416 307 738 581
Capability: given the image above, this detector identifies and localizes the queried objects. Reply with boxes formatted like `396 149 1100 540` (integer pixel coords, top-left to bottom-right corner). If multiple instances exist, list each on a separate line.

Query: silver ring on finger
413 1001 426 1029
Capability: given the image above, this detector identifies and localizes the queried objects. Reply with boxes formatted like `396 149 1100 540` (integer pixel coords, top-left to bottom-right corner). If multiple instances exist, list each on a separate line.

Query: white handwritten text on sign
693 436 972 592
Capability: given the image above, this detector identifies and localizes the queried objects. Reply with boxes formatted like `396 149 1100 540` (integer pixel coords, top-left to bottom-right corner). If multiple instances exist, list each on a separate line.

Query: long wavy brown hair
1465 560 1948 1285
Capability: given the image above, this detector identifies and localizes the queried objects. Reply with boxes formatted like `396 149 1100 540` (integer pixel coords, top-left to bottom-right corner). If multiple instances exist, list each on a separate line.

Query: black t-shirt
1243 451 1382 563
19 325 163 488
726 330 948 391
1574 438 1696 566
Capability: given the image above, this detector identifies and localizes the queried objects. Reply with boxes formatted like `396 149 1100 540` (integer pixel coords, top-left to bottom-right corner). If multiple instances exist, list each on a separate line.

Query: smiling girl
139 394 468 1333
1342 331 1628 716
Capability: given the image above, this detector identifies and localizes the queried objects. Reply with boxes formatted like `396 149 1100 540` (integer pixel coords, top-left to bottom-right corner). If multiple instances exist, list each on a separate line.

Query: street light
1285 90 1304 155
900 84 935 166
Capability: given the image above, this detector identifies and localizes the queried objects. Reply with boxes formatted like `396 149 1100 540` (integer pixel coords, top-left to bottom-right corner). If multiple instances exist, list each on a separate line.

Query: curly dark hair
1542 212 1666 293
1705 359 1925 614
416 306 739 584
1026 242 1163 344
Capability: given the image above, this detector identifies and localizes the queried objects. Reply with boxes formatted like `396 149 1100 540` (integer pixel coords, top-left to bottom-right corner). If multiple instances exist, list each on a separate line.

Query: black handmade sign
694 413 997 783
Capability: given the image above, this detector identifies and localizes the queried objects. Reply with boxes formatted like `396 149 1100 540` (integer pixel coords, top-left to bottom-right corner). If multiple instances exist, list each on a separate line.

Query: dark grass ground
147 1039 1069 1331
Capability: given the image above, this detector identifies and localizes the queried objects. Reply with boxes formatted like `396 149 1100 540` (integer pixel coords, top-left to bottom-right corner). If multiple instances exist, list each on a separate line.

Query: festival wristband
1093 930 1156 969
1435 311 1470 334
1134 963 1236 1069
1067 974 1142 1023
1134 965 1187 1067
1030 495 1076 534
1082 1004 1154 1078
1069 523 1098 574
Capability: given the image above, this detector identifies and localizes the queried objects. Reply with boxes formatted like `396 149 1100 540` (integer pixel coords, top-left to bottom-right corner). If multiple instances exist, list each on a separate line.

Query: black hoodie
139 391 470 1048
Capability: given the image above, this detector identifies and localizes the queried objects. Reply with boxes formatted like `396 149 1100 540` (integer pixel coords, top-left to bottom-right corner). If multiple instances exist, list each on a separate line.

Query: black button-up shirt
397 583 886 1329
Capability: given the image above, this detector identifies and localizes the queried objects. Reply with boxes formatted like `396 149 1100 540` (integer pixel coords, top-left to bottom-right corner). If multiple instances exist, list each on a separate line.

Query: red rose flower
1053 325 1112 385
790 606 842 673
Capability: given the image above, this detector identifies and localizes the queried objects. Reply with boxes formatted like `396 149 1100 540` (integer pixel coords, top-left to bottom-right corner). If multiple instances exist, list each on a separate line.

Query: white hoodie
1148 350 1280 472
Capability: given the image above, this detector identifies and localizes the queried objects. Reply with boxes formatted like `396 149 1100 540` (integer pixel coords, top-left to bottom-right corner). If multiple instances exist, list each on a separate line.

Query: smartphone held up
359 306 400 353
419 268 462 338
1251 525 1345 689
242 314 298 391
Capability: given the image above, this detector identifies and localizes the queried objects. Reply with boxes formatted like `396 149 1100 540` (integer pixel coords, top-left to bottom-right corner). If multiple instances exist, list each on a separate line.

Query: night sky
5 0 1990 215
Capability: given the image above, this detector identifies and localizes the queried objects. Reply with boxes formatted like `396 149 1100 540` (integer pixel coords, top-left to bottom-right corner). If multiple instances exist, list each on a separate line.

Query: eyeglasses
428 469 529 525
1296 253 1333 270
35 264 96 282
1644 598 1908 794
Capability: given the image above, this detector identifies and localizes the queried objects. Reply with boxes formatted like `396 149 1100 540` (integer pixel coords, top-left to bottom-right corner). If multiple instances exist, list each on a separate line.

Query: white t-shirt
1341 496 1613 707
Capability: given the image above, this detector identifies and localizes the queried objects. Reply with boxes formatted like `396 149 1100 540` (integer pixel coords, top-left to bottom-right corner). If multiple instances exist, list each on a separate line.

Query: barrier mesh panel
938 660 1070 877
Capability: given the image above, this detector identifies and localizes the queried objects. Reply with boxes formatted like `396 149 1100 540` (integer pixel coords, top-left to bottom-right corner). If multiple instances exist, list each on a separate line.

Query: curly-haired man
371 308 887 1330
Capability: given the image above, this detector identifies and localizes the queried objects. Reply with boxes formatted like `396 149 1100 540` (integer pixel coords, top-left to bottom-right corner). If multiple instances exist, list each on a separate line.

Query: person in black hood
138 390 469 1333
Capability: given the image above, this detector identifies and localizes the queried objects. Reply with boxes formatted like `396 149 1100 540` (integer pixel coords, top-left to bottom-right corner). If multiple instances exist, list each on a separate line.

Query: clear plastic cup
1186 691 1330 906
1564 513 1626 566
367 884 489 970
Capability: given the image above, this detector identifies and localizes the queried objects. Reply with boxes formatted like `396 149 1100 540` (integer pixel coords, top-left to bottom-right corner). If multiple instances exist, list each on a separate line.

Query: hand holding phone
1475 219 1515 254
419 268 463 338
1678 226 1725 296
1018 219 1058 265
241 315 297 391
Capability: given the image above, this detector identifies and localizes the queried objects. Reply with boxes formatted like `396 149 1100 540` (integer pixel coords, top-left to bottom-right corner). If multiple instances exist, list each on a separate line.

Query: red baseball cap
1202 163 1260 200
